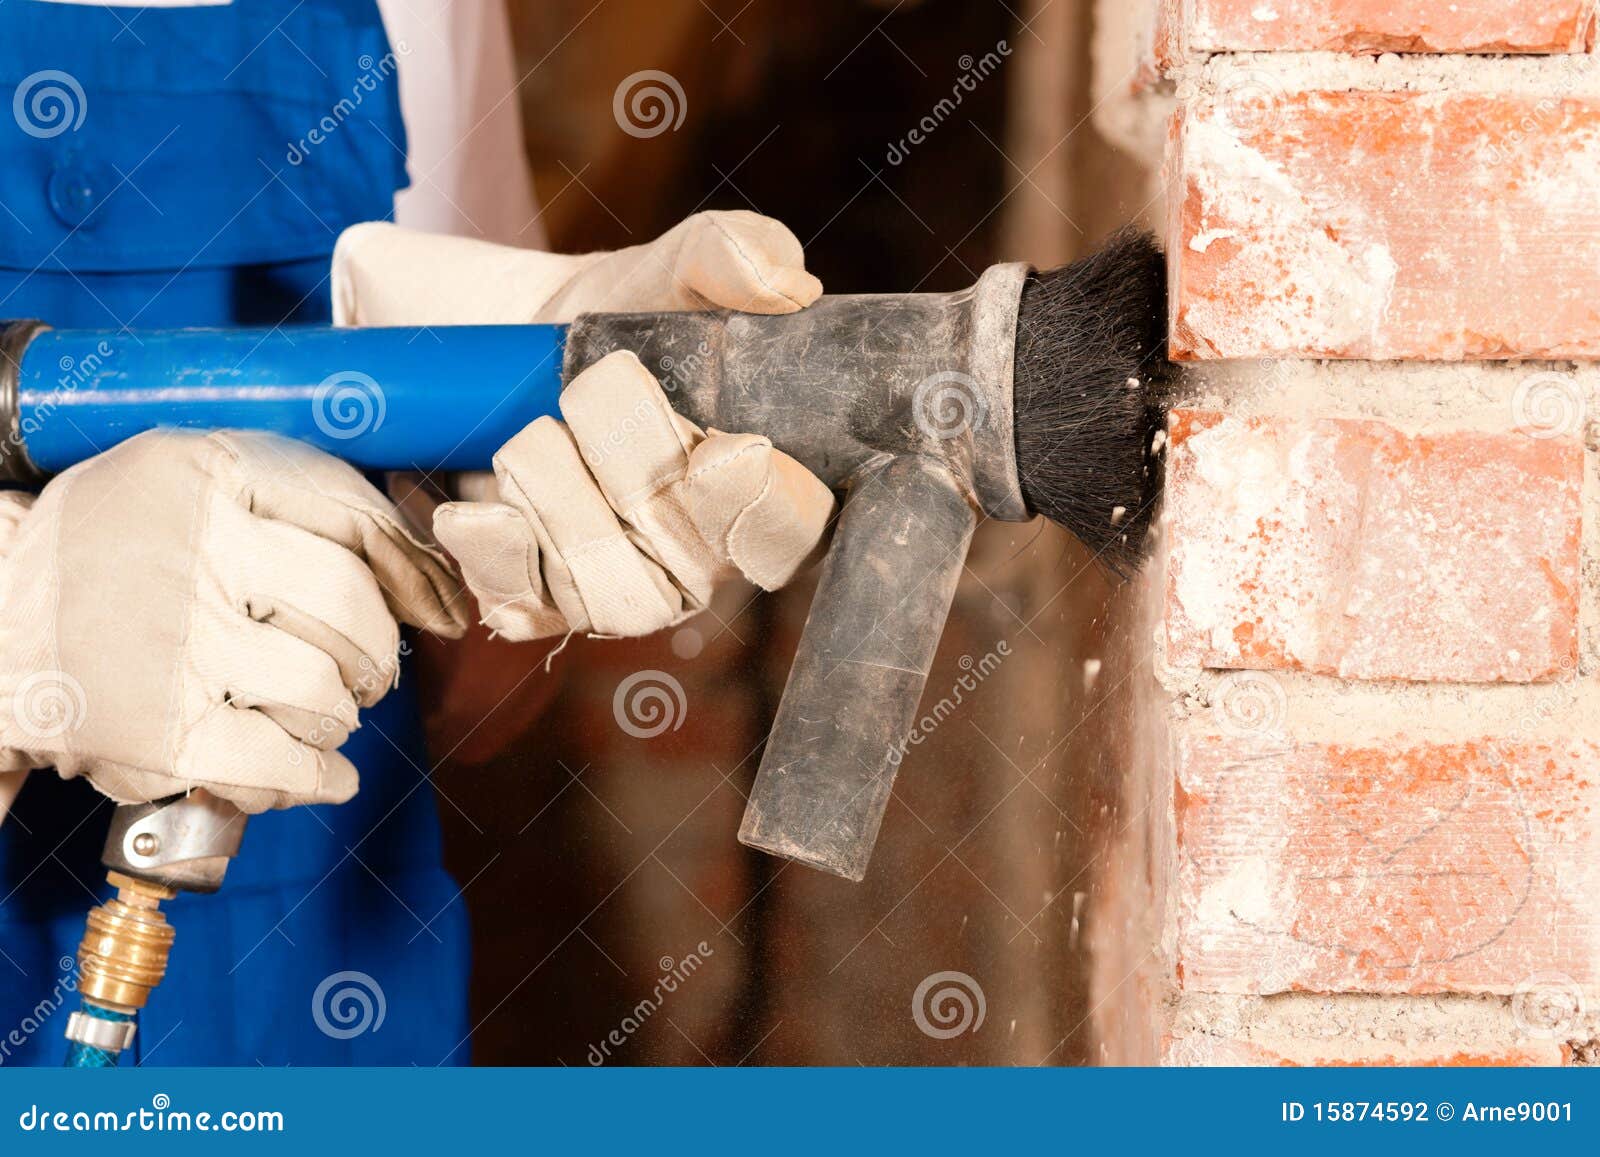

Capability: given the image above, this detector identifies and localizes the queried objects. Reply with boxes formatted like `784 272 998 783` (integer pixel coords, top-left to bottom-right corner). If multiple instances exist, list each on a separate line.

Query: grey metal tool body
564 264 1030 880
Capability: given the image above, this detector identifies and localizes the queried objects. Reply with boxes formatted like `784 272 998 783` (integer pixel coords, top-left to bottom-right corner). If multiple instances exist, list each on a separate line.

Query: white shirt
376 0 543 246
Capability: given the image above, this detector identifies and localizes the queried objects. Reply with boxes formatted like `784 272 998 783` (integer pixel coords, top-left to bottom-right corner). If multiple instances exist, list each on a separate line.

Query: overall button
47 161 113 228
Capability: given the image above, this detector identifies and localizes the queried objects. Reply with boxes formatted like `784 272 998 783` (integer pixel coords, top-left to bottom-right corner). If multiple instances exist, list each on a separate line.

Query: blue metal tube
17 324 568 474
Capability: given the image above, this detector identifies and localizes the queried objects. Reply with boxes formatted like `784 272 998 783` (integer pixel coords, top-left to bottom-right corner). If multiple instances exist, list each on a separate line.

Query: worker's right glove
332 210 837 641
435 348 834 639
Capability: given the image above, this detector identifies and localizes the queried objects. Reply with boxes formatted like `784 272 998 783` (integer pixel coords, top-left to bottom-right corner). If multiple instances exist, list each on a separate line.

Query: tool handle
1 322 567 479
737 454 976 881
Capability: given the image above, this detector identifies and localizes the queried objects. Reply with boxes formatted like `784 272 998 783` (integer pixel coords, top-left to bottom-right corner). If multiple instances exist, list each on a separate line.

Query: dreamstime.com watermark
288 641 406 766
5 340 116 463
613 669 687 739
13 69 86 139
1512 972 1587 1041
9 670 88 743
579 335 715 406
312 970 386 1041
586 942 714 1064
0 957 77 1067
887 641 1010 767
913 370 988 440
582 395 660 470
286 45 409 165
885 42 1010 166
17 1095 283 1135
312 369 387 440
1481 651 1580 774
1483 54 1589 168
1511 371 1588 441
1212 67 1288 137
613 69 687 138
912 970 985 1039
655 338 715 396
1210 669 1288 744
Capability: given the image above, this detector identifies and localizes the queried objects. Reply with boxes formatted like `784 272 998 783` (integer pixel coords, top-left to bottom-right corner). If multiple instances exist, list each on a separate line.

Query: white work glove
332 211 837 639
0 491 36 782
0 431 467 812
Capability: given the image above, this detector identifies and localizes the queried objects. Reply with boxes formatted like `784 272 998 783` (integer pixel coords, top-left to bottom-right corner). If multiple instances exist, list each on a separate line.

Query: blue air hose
1 322 568 479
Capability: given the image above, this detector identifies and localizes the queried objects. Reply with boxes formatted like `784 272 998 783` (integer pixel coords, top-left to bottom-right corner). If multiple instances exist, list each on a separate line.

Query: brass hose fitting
66 792 247 1064
76 871 177 1012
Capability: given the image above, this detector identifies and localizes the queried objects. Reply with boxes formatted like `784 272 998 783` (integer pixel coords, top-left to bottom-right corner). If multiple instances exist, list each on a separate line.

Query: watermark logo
613 70 687 139
913 371 987 440
612 670 687 739
286 46 407 165
1485 53 1590 168
14 71 86 139
1481 652 1579 775
888 641 1010 767
1512 371 1586 440
6 340 115 462
1211 670 1287 742
0 957 77 1066
312 370 386 440
16 1093 284 1133
1213 67 1285 137
12 671 87 742
581 396 659 470
885 41 1010 166
587 942 714 1064
912 971 986 1039
1512 972 1586 1040
289 644 406 768
311 970 386 1040
655 337 714 395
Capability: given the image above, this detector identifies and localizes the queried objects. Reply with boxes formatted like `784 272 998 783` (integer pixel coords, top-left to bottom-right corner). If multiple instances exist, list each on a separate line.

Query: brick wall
1091 0 1600 1066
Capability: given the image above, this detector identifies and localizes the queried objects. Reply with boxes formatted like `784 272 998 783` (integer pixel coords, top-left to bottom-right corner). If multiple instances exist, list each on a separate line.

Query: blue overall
0 0 469 1066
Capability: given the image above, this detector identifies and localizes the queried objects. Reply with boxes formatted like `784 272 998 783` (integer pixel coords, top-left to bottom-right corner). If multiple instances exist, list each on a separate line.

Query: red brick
1164 411 1583 683
1179 1 1595 55
1170 90 1600 360
1149 0 1182 77
1162 1035 1569 1066
1175 734 1600 994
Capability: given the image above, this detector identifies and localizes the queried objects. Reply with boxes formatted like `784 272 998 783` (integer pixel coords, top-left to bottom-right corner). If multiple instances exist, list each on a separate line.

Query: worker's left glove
331 212 837 639
0 430 468 812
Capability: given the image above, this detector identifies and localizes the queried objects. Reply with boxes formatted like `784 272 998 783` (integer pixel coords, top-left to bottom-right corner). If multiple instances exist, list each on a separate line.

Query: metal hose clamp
0 320 48 486
65 1008 138 1053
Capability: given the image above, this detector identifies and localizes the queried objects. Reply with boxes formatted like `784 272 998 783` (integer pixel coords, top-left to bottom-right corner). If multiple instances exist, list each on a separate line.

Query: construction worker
0 0 827 1065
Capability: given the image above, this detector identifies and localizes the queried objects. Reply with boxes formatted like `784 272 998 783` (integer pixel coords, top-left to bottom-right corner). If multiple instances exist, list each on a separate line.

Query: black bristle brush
1014 229 1170 572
